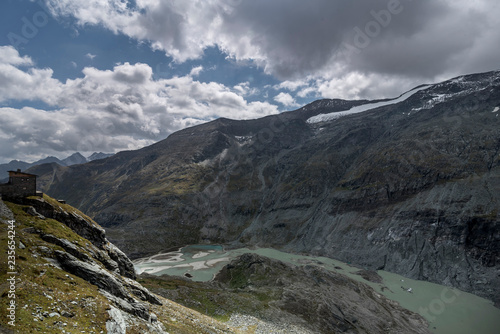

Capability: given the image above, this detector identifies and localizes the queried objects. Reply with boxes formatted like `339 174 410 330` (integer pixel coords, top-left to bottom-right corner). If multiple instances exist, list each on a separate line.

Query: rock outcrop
0 196 168 333
216 254 431 334
18 196 137 280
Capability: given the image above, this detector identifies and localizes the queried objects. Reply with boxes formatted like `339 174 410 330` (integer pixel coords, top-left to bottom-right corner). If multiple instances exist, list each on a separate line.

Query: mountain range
28 70 500 306
0 152 113 181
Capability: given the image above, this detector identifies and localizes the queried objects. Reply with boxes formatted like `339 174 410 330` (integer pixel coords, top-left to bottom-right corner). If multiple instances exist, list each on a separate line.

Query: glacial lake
133 245 500 334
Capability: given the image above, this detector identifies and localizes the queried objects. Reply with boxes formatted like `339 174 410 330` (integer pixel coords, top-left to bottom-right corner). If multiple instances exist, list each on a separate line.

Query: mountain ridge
0 152 114 181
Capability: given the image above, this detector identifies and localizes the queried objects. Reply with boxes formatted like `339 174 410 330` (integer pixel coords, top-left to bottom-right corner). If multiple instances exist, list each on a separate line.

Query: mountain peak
62 152 87 166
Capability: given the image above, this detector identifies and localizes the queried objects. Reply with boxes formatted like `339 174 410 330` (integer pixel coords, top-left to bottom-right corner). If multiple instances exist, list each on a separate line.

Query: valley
135 245 500 334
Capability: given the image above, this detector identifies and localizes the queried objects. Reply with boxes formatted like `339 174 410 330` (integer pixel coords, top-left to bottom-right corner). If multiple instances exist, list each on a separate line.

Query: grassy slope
0 196 242 334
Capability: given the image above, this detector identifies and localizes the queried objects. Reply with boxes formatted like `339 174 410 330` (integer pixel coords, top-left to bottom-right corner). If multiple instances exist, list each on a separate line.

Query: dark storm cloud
46 0 500 87
218 0 452 79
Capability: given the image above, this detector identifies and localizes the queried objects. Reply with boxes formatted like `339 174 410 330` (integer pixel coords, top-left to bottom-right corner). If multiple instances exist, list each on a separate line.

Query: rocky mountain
0 152 114 181
61 152 88 166
29 70 500 306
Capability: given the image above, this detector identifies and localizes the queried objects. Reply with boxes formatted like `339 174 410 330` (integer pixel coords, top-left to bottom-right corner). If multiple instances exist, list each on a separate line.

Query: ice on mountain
307 85 430 124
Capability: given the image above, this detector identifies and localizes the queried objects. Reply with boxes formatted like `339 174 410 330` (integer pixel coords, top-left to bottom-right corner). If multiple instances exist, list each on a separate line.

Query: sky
0 0 499 163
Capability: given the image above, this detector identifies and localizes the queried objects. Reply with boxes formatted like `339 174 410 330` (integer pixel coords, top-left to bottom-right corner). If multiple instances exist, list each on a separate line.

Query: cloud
0 46 278 161
45 0 500 99
274 92 299 108
276 80 308 92
189 65 203 77
0 46 33 66
233 81 259 96
0 47 61 104
86 53 96 60
3 1 500 161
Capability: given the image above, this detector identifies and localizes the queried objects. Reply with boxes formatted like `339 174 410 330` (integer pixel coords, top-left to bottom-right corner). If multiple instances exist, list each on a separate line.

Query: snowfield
306 85 430 124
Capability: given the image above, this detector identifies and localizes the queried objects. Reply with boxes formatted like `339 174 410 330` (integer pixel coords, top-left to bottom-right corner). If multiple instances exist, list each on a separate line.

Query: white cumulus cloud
274 92 299 108
0 46 278 161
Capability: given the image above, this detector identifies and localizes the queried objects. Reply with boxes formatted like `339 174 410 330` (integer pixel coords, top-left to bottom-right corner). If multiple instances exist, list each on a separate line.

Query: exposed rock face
20 197 107 249
1 196 161 326
18 196 137 279
106 306 127 334
105 242 137 280
0 198 14 222
121 276 162 305
31 70 500 305
215 253 430 334
55 250 133 302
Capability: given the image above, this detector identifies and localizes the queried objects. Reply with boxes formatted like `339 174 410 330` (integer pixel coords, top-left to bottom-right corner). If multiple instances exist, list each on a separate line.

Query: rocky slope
0 196 241 333
141 253 430 334
30 70 500 305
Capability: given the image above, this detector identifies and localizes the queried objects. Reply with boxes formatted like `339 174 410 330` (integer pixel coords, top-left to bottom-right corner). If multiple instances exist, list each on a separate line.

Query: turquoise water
133 245 500 334
134 245 228 281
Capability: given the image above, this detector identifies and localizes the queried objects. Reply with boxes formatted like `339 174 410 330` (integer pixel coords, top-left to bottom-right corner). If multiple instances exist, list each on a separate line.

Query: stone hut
0 169 41 199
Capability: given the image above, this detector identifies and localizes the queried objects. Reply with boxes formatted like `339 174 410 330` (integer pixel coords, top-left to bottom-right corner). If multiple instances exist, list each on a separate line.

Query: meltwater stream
133 245 500 334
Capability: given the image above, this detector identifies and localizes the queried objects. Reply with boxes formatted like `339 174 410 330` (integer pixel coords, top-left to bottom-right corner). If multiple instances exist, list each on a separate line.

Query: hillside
0 195 241 333
29 70 500 306
0 195 433 333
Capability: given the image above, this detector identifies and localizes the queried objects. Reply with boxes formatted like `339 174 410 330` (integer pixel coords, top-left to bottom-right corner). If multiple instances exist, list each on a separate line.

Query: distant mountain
32 156 64 166
0 160 31 181
61 152 87 166
0 152 114 180
30 70 500 306
88 152 114 161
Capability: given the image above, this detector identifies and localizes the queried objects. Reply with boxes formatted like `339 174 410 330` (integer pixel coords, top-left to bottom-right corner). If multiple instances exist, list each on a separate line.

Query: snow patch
307 86 430 124
235 135 252 145
411 94 449 112
412 72 500 112
493 107 499 113
450 77 465 84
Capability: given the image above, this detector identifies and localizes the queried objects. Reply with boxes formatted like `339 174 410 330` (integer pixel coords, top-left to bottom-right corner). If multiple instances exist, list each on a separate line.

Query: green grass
145 165 214 196
1 195 246 333
138 276 232 321
0 201 110 333
139 275 277 324
474 209 498 221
